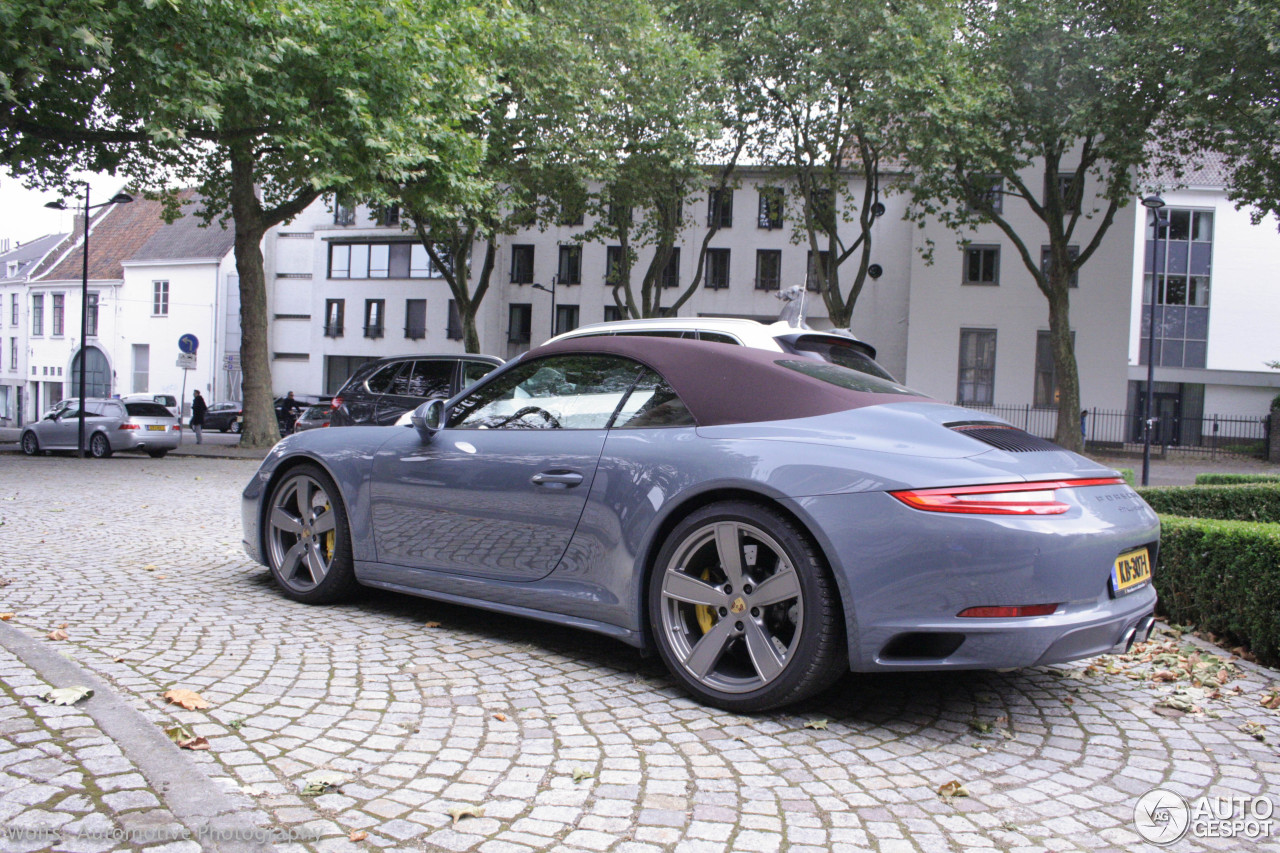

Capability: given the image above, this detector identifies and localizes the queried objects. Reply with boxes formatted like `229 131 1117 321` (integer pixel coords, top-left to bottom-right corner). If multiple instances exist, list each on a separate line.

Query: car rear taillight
117 423 140 430
890 477 1124 516
172 424 181 431
957 604 1059 618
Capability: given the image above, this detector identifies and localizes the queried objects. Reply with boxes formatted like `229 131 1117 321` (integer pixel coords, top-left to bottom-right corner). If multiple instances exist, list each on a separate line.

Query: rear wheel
89 433 113 459
648 501 846 712
265 464 358 603
231 420 242 434
20 431 40 456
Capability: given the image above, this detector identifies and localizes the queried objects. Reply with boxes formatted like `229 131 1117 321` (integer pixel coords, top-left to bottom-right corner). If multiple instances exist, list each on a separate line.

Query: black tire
264 464 358 604
89 432 113 459
231 421 242 434
20 431 40 456
219 424 230 433
146 448 168 458
648 501 846 712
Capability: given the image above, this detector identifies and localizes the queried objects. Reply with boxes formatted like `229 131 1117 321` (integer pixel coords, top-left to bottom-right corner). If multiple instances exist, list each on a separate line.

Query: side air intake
947 423 1063 453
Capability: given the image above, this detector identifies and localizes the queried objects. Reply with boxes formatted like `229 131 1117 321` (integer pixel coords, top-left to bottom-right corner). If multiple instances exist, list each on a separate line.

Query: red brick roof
34 195 171 282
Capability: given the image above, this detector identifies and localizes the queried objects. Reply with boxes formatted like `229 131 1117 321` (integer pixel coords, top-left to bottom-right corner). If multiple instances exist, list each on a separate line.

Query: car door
43 401 83 448
368 353 646 582
373 359 455 425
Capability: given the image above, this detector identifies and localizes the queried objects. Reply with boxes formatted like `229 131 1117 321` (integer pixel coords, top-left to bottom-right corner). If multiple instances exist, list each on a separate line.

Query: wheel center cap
302 526 312 539
730 597 747 614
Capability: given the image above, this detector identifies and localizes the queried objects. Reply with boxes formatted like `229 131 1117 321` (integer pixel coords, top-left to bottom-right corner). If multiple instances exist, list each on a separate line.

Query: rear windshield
785 336 896 380
125 402 174 417
776 359 919 396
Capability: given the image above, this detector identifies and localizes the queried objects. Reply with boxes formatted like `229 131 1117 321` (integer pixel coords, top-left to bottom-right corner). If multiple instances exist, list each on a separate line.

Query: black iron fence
950 402 1272 459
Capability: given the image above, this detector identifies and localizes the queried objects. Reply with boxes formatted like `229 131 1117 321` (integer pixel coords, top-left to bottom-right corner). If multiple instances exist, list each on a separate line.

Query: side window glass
698 332 740 345
462 360 497 387
403 360 454 398
449 355 642 430
611 369 696 428
366 364 400 394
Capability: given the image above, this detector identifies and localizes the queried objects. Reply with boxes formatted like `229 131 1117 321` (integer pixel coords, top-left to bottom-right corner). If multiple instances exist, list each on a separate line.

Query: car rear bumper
112 429 181 452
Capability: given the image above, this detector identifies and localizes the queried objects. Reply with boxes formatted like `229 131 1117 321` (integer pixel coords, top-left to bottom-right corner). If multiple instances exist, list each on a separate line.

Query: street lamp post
1139 195 1167 487
532 276 558 339
45 186 133 458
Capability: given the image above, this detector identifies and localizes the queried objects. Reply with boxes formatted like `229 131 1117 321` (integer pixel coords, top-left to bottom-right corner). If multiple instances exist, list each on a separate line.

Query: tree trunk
1047 283 1082 452
228 144 279 449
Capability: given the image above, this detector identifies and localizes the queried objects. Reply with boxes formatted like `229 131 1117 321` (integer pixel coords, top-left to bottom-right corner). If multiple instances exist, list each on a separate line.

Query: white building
0 233 67 425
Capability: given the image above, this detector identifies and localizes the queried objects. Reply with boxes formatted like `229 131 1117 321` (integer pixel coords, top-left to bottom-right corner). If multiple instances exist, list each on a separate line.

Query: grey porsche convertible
242 336 1159 711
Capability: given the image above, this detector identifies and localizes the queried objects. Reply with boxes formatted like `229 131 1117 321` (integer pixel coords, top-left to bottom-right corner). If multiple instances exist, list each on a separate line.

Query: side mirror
411 398 447 439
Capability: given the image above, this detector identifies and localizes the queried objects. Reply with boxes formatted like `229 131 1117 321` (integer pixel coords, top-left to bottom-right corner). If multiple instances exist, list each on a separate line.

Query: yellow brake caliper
694 568 717 634
323 502 335 560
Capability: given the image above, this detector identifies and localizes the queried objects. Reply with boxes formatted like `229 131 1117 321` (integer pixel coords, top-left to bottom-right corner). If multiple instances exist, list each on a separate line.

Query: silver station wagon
21 398 181 458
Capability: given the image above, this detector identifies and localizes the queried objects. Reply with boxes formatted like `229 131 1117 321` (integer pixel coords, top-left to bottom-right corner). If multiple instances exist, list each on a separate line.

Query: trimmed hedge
1194 473 1280 485
1139 482 1280 523
1116 468 1135 487
1157 516 1280 666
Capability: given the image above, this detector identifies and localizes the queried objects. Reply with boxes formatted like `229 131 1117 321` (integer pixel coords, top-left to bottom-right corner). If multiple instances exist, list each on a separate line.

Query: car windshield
776 359 919 396
125 402 174 418
784 335 896 380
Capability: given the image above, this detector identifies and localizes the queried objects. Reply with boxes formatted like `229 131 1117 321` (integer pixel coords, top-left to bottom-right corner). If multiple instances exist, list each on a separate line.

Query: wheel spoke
271 507 304 535
683 618 735 680
713 523 746 588
750 566 801 608
743 620 786 683
303 546 329 585
662 572 726 608
279 541 306 580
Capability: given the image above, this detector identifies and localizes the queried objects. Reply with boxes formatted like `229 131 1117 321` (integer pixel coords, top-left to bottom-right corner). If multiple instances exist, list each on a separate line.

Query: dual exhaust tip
1120 614 1157 653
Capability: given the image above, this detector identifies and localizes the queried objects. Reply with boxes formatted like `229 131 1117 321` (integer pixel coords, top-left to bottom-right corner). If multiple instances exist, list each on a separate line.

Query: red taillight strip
890 477 1124 516
958 604 1059 618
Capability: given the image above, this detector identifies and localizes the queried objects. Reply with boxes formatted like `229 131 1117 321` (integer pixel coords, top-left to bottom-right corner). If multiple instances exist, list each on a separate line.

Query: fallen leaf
968 719 993 734
1260 690 1280 711
47 629 68 641
42 686 93 705
938 780 970 800
425 621 441 628
349 830 368 842
1240 721 1266 742
300 771 346 796
57 622 67 629
162 688 212 710
157 575 167 579
493 713 507 722
0 613 13 621
164 724 210 750
143 565 157 571
572 767 595 783
803 719 829 730
448 805 484 825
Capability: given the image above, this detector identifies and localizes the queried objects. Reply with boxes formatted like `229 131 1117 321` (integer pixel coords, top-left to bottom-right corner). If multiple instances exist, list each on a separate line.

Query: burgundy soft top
526 335 932 426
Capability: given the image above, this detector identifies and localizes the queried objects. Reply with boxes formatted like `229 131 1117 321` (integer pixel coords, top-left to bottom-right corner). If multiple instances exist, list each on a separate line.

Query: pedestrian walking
191 390 207 445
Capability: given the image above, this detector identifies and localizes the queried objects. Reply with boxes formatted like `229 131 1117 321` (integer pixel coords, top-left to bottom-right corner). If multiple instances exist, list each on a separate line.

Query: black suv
328 354 503 426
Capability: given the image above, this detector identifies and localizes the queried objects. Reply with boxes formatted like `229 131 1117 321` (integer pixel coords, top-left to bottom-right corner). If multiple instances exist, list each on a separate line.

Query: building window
558 245 582 285
325 355 378 396
1142 209 1212 369
661 248 680 289
555 304 579 336
1046 172 1081 214
966 175 1004 214
1033 330 1075 408
31 294 43 335
329 242 437 279
86 292 99 336
608 200 632 230
758 187 784 229
755 250 782 291
806 251 832 292
605 245 627 287
603 305 624 323
705 249 730 290
963 246 1000 285
558 198 585 227
153 281 169 316
334 202 355 225
708 188 734 228
10 294 17 326
510 245 535 284
364 299 385 338
405 299 427 340
447 300 463 340
52 294 64 336
810 188 836 233
957 329 996 405
132 343 149 393
508 303 532 344
374 204 400 226
324 299 345 337
9 337 16 370
1040 245 1080 288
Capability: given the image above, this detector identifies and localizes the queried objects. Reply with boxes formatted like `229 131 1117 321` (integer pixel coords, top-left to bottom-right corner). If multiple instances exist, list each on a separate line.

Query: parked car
293 405 333 432
242 336 1158 712
327 354 502 427
22 398 181 458
547 317 895 380
204 401 244 433
121 393 181 418
274 393 326 436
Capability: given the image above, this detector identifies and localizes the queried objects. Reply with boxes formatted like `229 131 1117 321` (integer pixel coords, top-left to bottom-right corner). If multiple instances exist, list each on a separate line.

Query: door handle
531 471 584 488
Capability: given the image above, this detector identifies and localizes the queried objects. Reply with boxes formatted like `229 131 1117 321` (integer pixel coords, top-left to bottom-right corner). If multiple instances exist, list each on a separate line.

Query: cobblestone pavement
1 454 1279 852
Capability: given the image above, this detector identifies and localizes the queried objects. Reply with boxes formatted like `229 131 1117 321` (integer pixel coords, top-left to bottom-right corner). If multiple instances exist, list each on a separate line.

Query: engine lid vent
947 423 1063 453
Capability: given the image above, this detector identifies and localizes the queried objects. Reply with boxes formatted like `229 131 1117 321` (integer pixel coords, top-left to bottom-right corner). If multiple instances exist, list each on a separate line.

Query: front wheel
231 420 242 434
265 464 358 604
648 501 846 712
90 432 113 459
21 431 40 456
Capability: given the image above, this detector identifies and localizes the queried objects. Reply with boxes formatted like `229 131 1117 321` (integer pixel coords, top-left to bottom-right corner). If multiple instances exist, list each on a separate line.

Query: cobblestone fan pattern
1 455 1279 852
